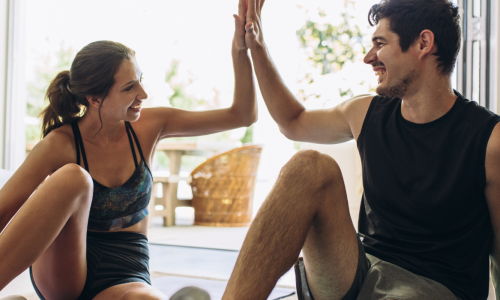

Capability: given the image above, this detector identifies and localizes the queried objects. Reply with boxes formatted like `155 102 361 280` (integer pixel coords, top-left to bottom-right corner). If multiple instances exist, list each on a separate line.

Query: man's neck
400 75 457 124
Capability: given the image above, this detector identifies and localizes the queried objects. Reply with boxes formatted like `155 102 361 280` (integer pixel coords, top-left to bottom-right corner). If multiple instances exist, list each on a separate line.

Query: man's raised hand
244 0 266 51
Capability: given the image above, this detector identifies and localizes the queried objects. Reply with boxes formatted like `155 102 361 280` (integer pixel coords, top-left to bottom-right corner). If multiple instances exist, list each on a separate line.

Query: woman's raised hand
232 0 248 51
243 0 266 51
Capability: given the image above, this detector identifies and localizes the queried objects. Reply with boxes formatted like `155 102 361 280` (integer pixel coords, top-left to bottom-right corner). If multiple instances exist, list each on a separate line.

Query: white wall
251 0 300 212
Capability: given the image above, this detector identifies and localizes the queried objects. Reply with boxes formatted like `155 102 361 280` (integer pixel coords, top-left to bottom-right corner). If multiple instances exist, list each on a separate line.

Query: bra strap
71 123 81 166
125 122 139 168
125 122 151 174
71 122 89 171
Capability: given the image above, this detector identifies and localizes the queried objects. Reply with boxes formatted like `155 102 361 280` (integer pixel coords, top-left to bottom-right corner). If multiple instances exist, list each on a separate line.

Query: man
222 0 500 299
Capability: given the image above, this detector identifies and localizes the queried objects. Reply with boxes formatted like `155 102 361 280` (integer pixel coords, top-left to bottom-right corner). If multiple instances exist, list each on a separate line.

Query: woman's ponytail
39 41 135 139
40 70 82 138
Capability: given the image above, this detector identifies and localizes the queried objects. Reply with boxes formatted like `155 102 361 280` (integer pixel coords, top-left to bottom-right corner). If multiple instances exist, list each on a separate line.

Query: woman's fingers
238 0 246 21
233 14 244 35
233 14 247 50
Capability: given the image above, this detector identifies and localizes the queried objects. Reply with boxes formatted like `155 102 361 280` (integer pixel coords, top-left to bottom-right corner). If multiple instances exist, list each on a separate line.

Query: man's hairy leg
222 150 359 300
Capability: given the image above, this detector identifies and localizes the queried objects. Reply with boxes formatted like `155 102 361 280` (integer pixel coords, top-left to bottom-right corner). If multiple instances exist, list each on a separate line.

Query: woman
0 5 255 300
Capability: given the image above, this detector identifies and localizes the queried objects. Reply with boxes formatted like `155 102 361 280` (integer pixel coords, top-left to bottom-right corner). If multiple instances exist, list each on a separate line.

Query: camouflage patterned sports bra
71 121 153 231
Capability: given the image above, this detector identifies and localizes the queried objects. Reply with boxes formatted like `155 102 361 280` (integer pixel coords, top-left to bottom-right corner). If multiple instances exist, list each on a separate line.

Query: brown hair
40 40 135 137
368 0 461 75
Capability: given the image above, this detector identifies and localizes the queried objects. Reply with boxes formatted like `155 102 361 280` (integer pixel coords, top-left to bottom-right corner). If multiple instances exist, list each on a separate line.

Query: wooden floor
2 221 496 299
147 224 249 251
0 242 296 300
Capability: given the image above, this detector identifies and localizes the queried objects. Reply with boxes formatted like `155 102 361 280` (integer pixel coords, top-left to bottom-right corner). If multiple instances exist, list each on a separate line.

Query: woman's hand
232 0 247 51
244 0 266 51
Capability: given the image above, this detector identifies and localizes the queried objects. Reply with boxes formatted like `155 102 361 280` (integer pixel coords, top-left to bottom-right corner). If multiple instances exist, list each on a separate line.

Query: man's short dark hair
368 0 461 75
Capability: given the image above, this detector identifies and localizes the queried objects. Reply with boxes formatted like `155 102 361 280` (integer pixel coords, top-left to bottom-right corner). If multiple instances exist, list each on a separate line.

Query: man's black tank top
357 91 500 300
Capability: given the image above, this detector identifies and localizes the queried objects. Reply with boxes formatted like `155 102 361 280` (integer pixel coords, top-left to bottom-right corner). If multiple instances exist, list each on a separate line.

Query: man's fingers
245 22 256 37
255 0 265 15
260 0 266 12
247 0 257 19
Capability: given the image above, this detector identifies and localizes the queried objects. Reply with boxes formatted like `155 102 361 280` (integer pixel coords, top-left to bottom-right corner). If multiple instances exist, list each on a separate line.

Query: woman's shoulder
44 124 76 146
130 107 171 136
32 124 77 166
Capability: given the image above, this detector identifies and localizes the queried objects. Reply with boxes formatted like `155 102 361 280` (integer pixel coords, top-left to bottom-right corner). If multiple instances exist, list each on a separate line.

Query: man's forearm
250 44 305 130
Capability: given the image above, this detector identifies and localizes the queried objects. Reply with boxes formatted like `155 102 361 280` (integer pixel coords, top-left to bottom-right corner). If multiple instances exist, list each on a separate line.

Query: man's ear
87 95 101 109
417 29 436 59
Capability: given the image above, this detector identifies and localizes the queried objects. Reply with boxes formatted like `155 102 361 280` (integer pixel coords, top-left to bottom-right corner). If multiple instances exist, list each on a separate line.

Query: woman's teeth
130 104 141 109
376 70 386 76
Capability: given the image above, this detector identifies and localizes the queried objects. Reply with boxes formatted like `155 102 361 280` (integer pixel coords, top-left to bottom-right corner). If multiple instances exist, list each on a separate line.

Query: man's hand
232 0 247 51
243 0 266 50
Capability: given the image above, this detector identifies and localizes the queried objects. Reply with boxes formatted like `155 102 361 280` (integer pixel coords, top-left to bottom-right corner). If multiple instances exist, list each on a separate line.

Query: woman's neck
78 111 124 145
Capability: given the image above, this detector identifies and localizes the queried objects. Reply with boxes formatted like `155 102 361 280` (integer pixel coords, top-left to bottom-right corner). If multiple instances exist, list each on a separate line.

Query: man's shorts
294 235 461 300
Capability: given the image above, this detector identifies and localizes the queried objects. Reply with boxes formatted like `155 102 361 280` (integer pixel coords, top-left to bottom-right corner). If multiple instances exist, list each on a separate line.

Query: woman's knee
44 164 93 206
53 164 92 190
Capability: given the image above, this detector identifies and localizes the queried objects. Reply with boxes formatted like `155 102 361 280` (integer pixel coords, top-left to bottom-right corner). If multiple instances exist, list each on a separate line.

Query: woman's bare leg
223 150 359 300
93 282 168 300
0 164 93 300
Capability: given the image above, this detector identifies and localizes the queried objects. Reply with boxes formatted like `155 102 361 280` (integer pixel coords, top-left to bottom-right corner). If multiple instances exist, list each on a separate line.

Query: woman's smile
129 102 142 112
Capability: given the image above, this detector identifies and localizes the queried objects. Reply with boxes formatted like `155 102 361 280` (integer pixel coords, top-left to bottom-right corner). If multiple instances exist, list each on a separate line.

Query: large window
456 0 494 110
11 0 495 209
24 0 250 172
21 0 380 205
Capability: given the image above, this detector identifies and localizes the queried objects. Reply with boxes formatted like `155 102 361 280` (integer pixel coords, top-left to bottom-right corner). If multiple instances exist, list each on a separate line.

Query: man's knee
281 149 342 187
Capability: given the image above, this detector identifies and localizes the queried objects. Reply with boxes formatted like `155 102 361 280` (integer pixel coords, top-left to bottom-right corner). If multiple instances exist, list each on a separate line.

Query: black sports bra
71 121 153 231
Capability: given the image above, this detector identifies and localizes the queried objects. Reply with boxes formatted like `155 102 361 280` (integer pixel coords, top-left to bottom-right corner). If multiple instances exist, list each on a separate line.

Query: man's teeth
376 70 386 76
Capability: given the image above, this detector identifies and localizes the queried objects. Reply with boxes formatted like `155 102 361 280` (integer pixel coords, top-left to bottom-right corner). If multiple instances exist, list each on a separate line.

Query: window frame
5 0 26 171
457 0 498 112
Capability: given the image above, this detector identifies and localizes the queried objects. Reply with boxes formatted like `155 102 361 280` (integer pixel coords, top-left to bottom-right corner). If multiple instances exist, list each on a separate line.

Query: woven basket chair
190 144 263 227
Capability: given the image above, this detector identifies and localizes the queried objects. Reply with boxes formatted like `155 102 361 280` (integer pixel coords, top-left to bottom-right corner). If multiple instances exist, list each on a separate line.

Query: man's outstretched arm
243 0 372 144
485 123 500 299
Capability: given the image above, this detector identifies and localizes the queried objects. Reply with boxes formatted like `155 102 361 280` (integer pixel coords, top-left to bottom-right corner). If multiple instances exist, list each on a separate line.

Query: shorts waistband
87 230 148 241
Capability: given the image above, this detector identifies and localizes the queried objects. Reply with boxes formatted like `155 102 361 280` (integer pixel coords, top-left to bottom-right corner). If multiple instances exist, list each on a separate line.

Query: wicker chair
190 144 263 227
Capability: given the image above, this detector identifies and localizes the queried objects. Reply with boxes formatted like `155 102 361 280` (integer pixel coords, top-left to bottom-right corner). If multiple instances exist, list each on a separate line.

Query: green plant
296 6 368 103
297 12 365 75
26 43 75 142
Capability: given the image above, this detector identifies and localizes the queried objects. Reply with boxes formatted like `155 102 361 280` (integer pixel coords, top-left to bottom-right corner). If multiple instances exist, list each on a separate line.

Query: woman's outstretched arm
143 4 257 140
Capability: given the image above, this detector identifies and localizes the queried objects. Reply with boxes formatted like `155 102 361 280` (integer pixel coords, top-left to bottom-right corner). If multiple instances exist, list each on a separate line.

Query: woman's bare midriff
87 215 150 236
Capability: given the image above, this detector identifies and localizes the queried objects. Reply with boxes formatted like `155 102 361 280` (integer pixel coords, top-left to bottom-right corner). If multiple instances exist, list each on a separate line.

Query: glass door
457 0 491 108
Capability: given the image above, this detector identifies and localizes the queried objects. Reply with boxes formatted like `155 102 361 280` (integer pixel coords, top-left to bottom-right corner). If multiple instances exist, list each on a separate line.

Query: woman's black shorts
30 231 151 300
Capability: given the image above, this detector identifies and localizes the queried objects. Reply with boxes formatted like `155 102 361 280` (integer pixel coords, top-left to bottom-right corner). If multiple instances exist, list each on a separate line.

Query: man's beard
376 70 416 98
